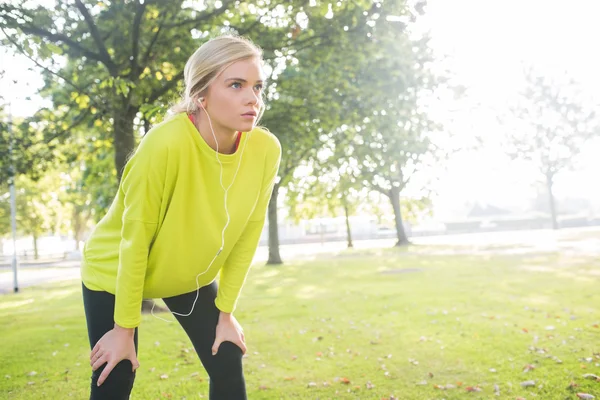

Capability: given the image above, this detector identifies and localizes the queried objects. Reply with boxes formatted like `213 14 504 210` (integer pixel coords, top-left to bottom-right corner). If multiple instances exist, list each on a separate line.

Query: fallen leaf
283 377 295 381
523 364 536 372
583 374 599 380
522 328 529 333
340 377 351 384
160 374 168 380
493 384 500 394
27 371 37 377
259 385 269 390
521 380 536 387
366 381 375 389
465 385 482 392
307 382 317 388
577 394 595 400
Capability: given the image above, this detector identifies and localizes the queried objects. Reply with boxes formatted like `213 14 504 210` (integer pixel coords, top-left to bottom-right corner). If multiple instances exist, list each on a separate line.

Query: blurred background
1 1 600 399
1 0 598 271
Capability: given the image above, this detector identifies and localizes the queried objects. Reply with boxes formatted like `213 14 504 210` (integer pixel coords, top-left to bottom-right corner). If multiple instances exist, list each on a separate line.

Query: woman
81 35 281 399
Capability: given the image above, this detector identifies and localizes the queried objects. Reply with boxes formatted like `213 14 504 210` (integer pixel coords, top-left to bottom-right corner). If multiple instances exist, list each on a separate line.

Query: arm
114 135 169 328
214 137 282 314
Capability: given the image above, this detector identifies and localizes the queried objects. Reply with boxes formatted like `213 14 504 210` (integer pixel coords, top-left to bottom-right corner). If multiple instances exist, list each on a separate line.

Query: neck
193 110 238 154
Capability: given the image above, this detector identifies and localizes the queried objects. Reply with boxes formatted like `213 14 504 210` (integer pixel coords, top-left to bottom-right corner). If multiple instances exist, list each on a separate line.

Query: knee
90 359 136 398
210 341 243 381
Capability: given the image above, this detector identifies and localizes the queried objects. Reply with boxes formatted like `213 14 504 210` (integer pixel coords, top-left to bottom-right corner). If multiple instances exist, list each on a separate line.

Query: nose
245 88 260 107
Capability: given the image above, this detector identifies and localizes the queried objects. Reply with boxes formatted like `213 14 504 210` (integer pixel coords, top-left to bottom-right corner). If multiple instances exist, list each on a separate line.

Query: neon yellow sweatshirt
81 112 281 328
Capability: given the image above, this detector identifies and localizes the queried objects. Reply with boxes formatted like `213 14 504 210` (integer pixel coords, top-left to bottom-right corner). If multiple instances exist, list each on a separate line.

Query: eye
254 84 264 92
230 82 242 89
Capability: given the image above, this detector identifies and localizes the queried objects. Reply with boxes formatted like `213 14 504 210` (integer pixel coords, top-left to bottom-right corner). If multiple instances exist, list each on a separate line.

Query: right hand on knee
90 323 139 386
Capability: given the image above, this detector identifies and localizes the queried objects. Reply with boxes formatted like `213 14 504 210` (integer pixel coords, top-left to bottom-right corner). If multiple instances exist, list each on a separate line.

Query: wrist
114 323 136 337
218 311 232 322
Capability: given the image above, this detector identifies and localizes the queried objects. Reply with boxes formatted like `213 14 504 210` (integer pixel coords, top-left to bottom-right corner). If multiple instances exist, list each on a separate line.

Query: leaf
160 374 168 379
582 373 600 381
465 386 482 392
523 364 536 372
521 380 536 387
577 394 595 399
340 377 351 384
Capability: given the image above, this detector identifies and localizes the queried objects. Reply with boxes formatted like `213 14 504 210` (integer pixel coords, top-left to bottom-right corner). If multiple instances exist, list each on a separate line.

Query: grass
1 239 599 399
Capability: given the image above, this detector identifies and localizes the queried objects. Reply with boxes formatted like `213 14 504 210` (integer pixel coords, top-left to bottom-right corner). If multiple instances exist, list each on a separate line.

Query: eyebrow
224 77 265 84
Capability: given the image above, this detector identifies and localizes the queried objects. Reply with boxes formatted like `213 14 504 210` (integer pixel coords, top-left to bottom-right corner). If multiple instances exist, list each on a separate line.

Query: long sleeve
114 136 168 328
215 137 281 313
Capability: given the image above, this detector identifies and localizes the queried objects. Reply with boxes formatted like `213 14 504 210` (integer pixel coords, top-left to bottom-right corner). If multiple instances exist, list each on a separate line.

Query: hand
90 323 139 386
212 312 247 356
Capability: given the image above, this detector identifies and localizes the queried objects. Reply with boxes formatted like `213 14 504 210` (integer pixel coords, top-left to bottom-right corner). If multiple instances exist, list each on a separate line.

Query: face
201 57 265 133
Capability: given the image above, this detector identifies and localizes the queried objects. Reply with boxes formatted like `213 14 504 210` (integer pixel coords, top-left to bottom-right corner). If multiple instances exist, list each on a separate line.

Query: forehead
220 57 265 81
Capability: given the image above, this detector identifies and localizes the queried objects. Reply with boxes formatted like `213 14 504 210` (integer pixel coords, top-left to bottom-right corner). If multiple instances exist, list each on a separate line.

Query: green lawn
1 241 599 399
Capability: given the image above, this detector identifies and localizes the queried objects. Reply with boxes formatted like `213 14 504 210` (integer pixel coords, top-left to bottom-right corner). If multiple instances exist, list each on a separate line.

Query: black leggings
82 281 247 400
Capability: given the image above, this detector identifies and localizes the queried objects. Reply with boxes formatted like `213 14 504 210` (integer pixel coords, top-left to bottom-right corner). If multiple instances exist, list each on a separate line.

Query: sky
418 0 600 218
1 0 599 220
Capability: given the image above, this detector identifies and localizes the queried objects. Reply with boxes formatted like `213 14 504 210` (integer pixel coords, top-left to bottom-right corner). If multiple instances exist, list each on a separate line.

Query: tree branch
163 0 235 29
130 0 147 79
16 24 106 66
0 27 109 112
74 0 118 76
26 108 93 150
146 70 184 104
140 8 170 68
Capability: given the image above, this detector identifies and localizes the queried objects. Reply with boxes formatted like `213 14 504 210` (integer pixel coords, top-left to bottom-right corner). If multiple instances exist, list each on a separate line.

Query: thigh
162 282 244 376
82 282 138 400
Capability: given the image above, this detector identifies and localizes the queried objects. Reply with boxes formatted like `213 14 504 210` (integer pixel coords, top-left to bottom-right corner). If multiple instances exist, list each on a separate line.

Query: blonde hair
170 35 265 123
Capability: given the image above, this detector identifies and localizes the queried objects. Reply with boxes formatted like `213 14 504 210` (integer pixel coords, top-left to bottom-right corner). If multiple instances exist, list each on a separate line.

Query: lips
242 111 257 117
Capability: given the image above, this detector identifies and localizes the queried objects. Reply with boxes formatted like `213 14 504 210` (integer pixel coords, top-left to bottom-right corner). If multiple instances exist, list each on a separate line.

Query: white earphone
151 96 251 322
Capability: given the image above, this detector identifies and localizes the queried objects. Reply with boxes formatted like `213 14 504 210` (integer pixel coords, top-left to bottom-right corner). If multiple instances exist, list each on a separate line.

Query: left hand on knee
212 312 247 356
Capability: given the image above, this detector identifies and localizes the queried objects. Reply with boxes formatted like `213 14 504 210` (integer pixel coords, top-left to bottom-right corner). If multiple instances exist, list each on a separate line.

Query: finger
239 339 247 355
212 338 222 356
130 356 140 372
91 342 101 356
241 332 246 343
90 351 103 366
97 360 117 387
92 354 108 371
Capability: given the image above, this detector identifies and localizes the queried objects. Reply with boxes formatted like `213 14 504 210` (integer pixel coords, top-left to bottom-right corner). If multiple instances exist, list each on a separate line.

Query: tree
260 0 411 263
287 158 364 249
337 14 443 246
504 67 598 229
13 173 65 259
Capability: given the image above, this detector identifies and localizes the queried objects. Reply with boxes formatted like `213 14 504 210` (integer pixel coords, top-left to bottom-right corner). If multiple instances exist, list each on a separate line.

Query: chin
239 123 256 132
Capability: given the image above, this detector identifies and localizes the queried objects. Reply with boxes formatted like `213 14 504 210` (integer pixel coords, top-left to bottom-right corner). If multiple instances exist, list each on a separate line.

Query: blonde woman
81 35 281 399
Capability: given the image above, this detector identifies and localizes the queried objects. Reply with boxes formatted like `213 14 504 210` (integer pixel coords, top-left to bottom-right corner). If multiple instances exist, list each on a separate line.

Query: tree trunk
33 233 39 260
389 187 410 246
546 171 558 230
73 207 82 251
113 105 139 182
267 183 283 265
343 203 353 248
